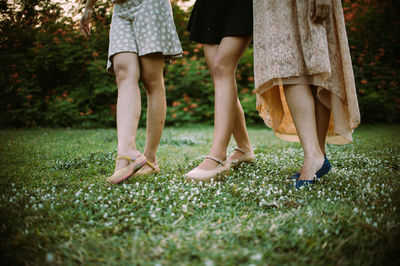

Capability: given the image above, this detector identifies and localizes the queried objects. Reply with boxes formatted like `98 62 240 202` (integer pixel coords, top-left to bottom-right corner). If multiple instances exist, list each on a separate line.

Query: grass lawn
0 124 399 265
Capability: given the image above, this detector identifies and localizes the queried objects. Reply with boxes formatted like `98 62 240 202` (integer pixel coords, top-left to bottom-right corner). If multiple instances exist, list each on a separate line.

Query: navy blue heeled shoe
315 156 331 179
294 157 331 190
295 179 315 189
290 172 300 180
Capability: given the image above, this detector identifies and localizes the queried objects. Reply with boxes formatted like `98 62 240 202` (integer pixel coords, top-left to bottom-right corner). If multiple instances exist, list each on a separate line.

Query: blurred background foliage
0 0 399 128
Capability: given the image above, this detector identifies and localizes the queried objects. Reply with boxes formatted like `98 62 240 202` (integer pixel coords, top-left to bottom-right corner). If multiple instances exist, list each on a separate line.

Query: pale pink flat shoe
185 155 230 183
107 154 147 184
227 147 255 166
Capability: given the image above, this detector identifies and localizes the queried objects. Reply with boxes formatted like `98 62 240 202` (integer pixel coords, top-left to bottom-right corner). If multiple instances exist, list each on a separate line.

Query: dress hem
188 31 253 45
106 50 183 75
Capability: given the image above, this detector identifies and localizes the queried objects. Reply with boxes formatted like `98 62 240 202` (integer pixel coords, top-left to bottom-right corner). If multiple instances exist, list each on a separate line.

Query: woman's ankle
304 148 324 160
208 152 226 161
144 151 156 163
118 147 140 158
237 144 252 153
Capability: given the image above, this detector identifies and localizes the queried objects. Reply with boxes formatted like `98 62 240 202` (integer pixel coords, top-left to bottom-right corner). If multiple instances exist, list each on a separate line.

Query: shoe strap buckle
205 155 224 166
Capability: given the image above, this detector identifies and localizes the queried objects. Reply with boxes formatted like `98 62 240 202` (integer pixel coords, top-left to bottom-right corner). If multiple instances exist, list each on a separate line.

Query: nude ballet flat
227 147 255 166
185 155 230 183
133 160 160 176
107 154 147 184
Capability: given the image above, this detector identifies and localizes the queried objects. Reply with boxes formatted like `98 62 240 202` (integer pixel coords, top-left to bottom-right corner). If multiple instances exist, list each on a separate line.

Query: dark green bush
343 0 400 123
0 0 398 128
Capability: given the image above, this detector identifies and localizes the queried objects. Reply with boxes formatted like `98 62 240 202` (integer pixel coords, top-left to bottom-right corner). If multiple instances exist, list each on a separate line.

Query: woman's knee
113 54 140 84
113 62 134 83
209 57 235 78
141 73 164 94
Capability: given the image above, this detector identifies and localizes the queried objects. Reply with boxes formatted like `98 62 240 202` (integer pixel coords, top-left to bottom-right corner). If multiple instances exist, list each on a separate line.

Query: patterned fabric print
107 0 183 75
253 0 360 144
111 0 129 3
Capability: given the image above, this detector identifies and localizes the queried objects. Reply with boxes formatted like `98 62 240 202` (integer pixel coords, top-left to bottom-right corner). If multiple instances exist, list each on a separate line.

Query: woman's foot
107 149 147 184
227 147 254 165
185 155 230 183
295 156 331 190
195 155 226 171
114 149 142 172
298 155 325 181
133 159 160 176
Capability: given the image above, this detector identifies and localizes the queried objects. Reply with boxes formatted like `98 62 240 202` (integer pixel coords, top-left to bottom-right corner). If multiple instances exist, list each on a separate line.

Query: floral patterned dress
107 0 182 75
253 0 360 144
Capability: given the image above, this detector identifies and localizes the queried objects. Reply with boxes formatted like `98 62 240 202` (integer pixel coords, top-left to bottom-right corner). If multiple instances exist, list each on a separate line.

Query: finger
81 24 90 38
80 22 85 36
84 25 90 37
83 17 92 36
80 20 87 37
320 7 327 22
322 6 330 21
310 0 316 20
314 5 323 23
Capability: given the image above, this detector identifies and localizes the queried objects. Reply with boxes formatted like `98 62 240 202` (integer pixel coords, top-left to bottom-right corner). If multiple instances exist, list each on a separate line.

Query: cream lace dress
253 0 360 144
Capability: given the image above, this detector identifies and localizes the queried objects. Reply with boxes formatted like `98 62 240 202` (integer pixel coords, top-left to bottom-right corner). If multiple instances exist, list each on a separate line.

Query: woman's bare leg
312 87 331 154
139 53 166 167
195 35 252 170
284 84 325 180
229 98 252 160
202 44 252 160
113 52 143 172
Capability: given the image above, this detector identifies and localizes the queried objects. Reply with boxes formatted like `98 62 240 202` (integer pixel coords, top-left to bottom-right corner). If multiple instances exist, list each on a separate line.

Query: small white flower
297 228 304 235
251 253 263 261
46 253 54 263
204 259 214 266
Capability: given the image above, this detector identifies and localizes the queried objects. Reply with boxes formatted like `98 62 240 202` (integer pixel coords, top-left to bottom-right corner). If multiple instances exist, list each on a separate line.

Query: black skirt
187 0 253 44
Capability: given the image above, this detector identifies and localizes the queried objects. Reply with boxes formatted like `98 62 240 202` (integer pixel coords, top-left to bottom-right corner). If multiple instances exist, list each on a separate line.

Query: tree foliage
0 0 398 128
343 0 400 123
